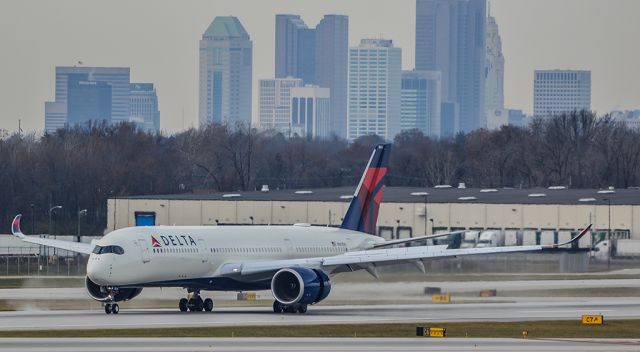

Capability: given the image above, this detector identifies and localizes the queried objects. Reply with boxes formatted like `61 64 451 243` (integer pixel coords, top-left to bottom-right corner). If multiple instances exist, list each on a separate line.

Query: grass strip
0 320 639 338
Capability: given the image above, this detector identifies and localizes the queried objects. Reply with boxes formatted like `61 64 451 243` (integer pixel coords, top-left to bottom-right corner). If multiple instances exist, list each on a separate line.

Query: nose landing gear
104 303 119 314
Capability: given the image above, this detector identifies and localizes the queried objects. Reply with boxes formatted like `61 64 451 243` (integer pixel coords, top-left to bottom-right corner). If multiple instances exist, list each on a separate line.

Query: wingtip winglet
11 214 24 237
550 224 592 248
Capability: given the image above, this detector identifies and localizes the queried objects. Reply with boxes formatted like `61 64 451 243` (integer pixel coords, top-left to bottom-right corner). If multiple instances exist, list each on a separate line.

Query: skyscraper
259 77 303 134
290 86 331 138
44 66 130 133
533 70 591 117
401 70 441 138
348 39 402 141
485 10 504 112
67 79 112 126
275 15 315 84
315 15 349 138
415 0 487 133
130 83 160 132
199 16 252 127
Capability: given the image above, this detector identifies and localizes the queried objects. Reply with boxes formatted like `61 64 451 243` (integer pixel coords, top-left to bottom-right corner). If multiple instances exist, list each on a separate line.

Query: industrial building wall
107 198 638 241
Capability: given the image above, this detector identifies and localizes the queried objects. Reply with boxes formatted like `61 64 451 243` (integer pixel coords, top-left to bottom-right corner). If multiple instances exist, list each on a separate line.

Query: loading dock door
135 212 156 226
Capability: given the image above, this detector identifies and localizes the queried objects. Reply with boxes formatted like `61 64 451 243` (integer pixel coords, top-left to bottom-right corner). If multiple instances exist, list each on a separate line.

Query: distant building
533 70 591 117
273 14 348 138
315 15 349 138
611 110 640 130
259 77 304 134
348 39 402 141
44 66 131 133
401 70 441 138
508 109 525 127
275 15 316 84
67 79 112 126
290 86 331 138
199 16 252 127
485 10 504 112
487 108 527 130
415 0 487 133
440 102 460 138
130 83 160 132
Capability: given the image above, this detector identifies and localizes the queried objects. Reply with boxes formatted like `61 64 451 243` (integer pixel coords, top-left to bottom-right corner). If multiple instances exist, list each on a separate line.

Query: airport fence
0 247 87 276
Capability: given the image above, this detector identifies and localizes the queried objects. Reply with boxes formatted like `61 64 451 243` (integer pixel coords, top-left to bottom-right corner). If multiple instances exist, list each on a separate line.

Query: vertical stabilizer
340 144 391 234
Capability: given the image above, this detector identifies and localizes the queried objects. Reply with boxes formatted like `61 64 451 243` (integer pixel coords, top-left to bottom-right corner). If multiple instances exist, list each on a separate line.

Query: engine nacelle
271 267 331 305
85 277 143 303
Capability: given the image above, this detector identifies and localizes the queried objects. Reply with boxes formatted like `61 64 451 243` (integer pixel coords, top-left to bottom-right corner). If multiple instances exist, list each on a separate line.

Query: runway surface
1 337 639 352
1 299 639 331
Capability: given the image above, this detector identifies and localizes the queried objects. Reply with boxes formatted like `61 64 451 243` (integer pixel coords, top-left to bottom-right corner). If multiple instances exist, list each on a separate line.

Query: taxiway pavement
0 337 639 352
0 299 639 331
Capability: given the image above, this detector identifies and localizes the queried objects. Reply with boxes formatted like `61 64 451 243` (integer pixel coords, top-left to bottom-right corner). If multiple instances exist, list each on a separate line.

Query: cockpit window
92 245 125 255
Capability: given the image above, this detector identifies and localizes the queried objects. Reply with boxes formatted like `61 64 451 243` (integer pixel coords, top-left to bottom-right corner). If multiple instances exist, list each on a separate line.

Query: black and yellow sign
581 315 604 325
416 326 446 337
432 294 450 303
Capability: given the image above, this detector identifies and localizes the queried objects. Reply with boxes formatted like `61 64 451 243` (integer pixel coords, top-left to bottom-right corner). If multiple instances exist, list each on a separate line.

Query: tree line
1 110 638 235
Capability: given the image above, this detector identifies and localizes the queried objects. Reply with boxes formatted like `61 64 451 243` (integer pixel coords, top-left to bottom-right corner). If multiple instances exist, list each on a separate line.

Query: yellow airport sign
581 315 604 325
432 294 450 303
416 326 446 337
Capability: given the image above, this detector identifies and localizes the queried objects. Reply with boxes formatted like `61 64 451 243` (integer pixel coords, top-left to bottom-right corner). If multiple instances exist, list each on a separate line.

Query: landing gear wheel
179 298 188 312
111 303 119 314
104 304 112 314
188 298 197 312
272 300 284 313
285 305 297 314
297 304 308 314
203 298 214 312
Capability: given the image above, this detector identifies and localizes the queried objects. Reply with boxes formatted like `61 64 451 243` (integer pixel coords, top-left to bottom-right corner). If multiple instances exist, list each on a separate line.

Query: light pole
606 198 612 270
30 204 35 235
411 192 429 236
48 205 62 257
77 209 87 242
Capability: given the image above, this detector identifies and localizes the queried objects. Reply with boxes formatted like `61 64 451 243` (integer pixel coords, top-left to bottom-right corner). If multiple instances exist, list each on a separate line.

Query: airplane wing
370 230 464 249
10 215 95 255
224 225 592 279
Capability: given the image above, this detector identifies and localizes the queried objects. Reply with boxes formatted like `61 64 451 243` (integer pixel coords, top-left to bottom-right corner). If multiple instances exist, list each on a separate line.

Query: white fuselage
87 224 383 287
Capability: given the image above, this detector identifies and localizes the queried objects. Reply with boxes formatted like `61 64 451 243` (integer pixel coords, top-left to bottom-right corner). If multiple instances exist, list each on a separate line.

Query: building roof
116 186 640 205
203 16 249 39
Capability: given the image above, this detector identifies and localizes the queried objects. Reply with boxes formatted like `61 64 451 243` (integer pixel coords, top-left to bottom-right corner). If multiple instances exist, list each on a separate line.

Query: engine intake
85 277 143 302
271 267 331 305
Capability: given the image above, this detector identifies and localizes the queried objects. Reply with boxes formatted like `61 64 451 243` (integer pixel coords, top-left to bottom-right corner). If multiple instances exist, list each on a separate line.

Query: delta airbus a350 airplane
11 144 591 315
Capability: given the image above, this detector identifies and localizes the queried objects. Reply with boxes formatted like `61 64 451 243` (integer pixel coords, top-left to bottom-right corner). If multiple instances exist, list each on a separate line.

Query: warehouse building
108 186 639 248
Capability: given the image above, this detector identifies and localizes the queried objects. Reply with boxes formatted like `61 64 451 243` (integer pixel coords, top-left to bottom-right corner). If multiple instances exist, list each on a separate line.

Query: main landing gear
104 303 119 314
179 290 213 312
272 300 308 314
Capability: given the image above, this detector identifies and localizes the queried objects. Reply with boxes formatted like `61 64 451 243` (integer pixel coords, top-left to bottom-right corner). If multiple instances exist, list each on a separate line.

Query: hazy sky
1 0 639 134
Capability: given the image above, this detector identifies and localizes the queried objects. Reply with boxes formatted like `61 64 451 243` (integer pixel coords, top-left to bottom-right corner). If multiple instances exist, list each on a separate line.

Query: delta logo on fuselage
151 235 197 248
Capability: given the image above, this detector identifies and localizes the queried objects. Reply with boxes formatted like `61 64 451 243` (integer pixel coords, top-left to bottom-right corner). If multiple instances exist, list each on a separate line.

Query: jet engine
271 267 331 305
85 277 142 303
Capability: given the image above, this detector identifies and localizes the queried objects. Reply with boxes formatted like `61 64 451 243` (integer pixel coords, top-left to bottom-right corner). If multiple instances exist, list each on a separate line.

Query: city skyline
1 0 639 134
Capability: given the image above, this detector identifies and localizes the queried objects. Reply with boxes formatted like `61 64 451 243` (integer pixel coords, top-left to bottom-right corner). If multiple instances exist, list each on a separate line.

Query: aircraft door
136 238 151 263
283 238 293 257
198 238 208 263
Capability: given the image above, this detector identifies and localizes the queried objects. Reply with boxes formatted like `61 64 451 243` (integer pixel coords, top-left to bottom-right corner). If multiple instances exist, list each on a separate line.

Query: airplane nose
86 256 109 285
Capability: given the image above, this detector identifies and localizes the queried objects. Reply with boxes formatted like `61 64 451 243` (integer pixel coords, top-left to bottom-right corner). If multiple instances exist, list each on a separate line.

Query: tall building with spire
415 0 487 133
199 16 252 127
485 7 504 112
